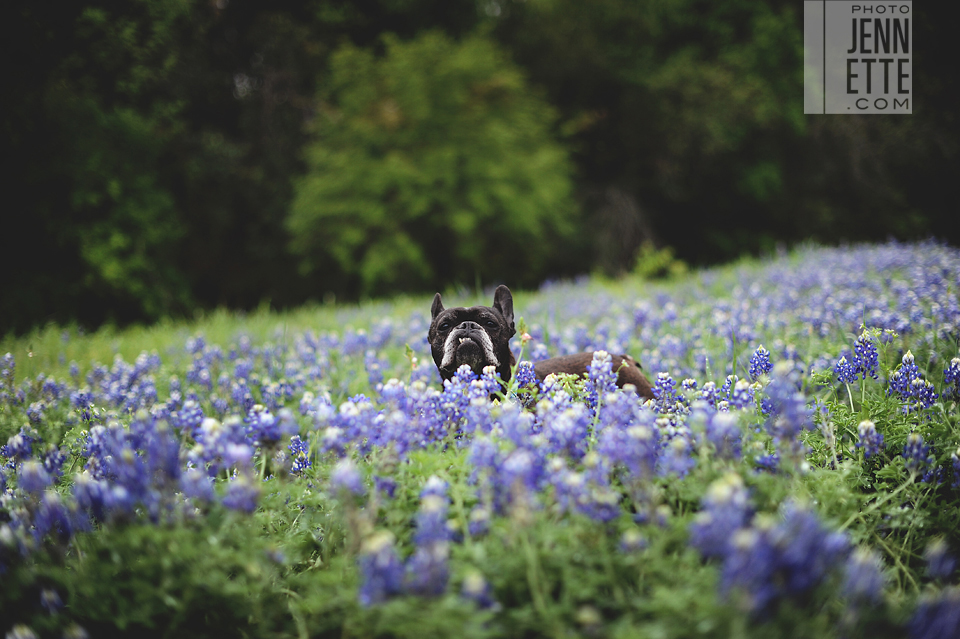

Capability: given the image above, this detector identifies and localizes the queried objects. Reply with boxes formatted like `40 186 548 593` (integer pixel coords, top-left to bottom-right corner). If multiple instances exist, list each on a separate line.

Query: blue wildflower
924 538 956 581
18 461 52 496
461 571 498 609
619 529 648 553
330 459 365 497
653 372 684 413
689 474 752 559
944 357 960 399
703 410 742 460
952 447 960 489
842 547 886 605
749 345 772 380
908 587 960 639
358 531 404 606
835 356 858 384
404 545 449 598
222 475 260 513
2 428 36 463
719 505 850 615
468 505 491 537
180 468 216 503
903 433 936 477
515 360 537 389
856 420 884 459
889 351 938 413
585 351 617 413
853 333 880 380
288 435 311 475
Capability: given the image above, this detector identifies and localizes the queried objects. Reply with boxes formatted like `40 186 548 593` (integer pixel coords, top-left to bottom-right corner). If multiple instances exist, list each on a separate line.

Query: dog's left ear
492 285 515 335
431 293 444 320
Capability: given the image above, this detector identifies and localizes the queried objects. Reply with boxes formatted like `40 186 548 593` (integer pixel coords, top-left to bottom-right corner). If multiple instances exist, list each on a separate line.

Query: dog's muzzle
439 322 500 370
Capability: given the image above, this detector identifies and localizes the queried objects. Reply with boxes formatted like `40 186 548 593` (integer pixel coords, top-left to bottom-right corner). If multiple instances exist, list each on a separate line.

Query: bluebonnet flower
32 491 86 544
842 547 886 605
903 433 936 477
585 351 617 412
619 529 648 553
530 343 550 362
499 447 543 498
514 360 538 389
728 379 756 411
222 475 260 513
461 571 498 609
701 410 742 460
856 420 884 459
41 446 67 478
908 587 960 639
230 379 255 413
689 474 752 559
0 352 14 390
40 588 63 615
288 435 311 475
762 364 813 459
853 333 879 380
468 505 491 537
26 401 45 424
374 475 397 499
18 461 53 496
944 357 960 399
910 378 939 412
719 504 850 616
952 447 960 489
753 451 780 472
541 404 591 460
597 420 659 480
180 468 216 503
364 350 388 388
658 436 695 477
414 481 451 546
653 372 685 414
406 479 451 596
924 538 956 581
888 351 938 413
835 356 858 384
330 459 365 497
2 428 35 464
72 472 113 522
547 456 620 523
358 531 404 606
749 345 772 380
172 400 204 437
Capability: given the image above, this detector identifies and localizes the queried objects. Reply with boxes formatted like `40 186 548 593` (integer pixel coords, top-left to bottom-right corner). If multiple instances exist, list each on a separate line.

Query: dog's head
428 285 516 384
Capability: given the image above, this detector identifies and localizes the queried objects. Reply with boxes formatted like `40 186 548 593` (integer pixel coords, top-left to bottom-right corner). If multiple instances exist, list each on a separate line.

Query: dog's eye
439 322 450 331
485 320 498 329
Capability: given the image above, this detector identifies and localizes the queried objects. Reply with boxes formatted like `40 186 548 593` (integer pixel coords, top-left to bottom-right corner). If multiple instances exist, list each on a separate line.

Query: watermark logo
804 1 912 114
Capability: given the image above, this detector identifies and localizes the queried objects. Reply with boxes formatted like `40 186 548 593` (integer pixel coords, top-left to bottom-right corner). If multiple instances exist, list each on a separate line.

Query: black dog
428 285 655 399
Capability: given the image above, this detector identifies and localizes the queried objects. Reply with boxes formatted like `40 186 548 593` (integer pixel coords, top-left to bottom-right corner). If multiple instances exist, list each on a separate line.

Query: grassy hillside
2 241 959 638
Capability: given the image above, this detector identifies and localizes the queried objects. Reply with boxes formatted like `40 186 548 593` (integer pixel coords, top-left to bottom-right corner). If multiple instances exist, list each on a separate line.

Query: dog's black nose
459 321 481 330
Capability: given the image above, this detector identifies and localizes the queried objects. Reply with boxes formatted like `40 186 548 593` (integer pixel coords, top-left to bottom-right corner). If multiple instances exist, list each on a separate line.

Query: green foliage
288 31 577 297
634 242 689 280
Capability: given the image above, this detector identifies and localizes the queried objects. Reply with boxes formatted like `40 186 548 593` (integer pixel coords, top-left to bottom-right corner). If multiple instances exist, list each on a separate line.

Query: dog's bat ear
431 293 444 319
492 285 515 335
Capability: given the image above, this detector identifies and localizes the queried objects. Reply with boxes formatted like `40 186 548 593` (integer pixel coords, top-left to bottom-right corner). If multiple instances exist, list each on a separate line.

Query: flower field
2 241 960 638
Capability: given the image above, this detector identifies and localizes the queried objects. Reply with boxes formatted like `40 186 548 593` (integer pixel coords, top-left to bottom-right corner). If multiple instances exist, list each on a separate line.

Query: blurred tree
288 31 579 297
491 0 958 266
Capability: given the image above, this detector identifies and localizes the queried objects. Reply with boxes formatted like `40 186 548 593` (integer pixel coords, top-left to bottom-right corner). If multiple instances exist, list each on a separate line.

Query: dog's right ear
431 293 444 319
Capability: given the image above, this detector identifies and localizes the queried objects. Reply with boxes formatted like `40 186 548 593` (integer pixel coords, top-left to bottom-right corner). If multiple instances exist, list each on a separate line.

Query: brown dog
428 285 654 399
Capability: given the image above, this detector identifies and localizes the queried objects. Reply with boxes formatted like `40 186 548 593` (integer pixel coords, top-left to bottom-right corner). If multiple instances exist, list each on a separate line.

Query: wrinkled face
428 285 516 381
430 307 506 375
